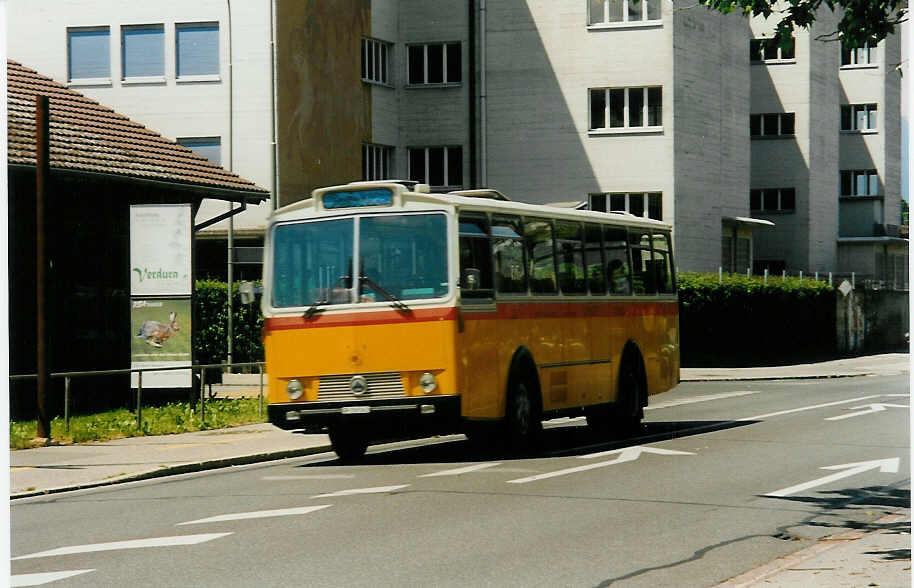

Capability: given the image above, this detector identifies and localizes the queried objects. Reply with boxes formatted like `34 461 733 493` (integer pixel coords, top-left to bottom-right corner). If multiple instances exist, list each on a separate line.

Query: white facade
10 1 904 278
6 0 275 239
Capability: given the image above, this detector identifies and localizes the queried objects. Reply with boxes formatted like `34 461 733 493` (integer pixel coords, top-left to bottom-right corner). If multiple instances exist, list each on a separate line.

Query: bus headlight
286 379 304 400
419 372 437 394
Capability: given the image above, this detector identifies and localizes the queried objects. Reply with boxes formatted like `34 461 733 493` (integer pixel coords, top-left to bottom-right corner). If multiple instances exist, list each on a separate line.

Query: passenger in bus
608 259 631 294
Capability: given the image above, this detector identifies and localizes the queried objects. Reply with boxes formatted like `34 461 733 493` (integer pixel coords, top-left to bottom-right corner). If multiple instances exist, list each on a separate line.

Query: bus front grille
317 372 406 401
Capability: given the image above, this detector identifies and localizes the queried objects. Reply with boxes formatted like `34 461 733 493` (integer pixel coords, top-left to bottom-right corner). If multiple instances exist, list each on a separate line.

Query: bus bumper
268 395 462 435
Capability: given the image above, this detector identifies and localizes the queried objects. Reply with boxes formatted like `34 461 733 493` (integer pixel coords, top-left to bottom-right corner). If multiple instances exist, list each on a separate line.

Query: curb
717 513 909 587
679 373 875 383
10 444 334 500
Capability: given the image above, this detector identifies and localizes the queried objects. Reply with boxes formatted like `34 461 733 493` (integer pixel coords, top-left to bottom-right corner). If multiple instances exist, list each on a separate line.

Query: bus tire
614 352 645 437
505 372 542 455
329 426 368 463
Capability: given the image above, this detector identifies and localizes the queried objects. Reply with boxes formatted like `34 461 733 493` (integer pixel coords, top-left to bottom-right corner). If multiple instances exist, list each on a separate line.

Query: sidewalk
10 354 910 586
10 424 331 499
681 352 910 381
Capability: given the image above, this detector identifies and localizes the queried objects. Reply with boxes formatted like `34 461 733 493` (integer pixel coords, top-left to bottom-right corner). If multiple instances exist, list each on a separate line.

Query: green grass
10 398 268 449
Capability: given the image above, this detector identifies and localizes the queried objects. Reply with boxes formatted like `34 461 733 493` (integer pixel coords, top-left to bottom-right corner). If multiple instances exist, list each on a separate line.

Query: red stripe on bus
264 307 459 331
264 300 676 333
460 301 678 321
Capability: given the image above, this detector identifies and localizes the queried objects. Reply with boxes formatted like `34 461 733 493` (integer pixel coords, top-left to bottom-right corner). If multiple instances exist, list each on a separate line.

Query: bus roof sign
323 188 393 209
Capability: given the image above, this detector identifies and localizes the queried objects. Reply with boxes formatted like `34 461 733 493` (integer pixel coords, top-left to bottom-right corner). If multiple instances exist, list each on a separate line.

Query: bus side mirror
462 268 481 290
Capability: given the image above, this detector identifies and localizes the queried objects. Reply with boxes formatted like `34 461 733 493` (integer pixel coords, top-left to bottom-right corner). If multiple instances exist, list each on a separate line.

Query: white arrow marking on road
419 463 502 477
12 533 232 561
765 458 900 498
825 403 908 421
506 446 694 484
177 504 332 525
311 484 409 498
10 570 95 586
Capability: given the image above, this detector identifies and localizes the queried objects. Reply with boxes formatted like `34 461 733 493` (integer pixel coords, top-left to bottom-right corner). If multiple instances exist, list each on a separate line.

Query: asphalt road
11 375 910 587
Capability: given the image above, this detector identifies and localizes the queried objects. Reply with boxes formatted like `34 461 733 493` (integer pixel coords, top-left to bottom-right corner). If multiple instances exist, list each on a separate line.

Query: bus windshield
271 213 448 308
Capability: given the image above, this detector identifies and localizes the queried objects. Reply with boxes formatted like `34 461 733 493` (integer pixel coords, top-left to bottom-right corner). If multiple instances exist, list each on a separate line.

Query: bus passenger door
457 214 500 419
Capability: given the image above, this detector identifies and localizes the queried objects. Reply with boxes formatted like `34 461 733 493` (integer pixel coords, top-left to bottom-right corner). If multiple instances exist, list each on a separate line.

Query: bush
678 272 836 367
194 280 264 368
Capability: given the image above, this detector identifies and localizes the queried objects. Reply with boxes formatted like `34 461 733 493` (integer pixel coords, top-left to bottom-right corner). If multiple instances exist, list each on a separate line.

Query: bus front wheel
329 426 368 463
505 376 542 454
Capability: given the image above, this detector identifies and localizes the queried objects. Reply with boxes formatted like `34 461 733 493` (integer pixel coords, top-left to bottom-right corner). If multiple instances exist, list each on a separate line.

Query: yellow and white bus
263 181 679 460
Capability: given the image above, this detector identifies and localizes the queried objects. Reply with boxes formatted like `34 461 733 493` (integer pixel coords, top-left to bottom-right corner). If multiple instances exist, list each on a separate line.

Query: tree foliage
699 0 906 48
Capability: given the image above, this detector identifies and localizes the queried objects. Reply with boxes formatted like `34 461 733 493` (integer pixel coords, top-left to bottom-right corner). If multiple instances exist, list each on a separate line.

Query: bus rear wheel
613 360 644 437
329 426 368 463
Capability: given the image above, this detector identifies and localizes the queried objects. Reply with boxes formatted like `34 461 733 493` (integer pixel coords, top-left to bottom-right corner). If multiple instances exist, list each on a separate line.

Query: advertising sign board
130 204 193 388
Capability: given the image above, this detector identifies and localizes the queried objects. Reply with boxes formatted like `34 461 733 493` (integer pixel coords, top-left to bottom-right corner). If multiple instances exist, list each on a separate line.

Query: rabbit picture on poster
135 312 180 348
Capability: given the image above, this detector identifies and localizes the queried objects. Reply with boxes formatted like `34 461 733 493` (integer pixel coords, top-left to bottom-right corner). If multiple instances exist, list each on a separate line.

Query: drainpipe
468 0 477 188
269 0 278 210
479 0 487 187
226 0 234 369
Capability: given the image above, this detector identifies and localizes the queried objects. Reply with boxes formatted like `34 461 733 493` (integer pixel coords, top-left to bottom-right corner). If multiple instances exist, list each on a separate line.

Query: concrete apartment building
8 1 906 281
748 10 905 283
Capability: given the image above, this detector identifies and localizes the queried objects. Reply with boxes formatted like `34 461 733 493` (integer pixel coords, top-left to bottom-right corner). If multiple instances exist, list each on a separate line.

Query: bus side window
458 213 494 301
524 218 557 295
652 232 675 293
629 230 655 294
555 221 586 294
492 215 527 295
584 223 606 295
603 225 631 295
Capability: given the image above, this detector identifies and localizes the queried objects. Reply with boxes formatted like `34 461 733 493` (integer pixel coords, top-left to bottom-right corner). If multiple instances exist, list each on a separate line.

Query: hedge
677 272 836 367
194 280 264 368
194 274 840 371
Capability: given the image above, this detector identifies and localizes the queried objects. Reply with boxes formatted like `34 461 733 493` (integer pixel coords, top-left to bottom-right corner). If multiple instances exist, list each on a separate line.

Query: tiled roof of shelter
7 59 267 198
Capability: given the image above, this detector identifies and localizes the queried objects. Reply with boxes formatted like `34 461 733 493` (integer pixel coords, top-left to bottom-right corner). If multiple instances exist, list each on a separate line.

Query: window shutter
177 23 219 77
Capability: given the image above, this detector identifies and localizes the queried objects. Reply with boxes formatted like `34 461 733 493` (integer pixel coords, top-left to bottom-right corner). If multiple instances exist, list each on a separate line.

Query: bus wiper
360 275 412 313
303 300 327 319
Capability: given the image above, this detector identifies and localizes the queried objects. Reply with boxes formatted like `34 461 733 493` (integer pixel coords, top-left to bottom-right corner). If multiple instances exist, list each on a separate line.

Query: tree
699 0 906 49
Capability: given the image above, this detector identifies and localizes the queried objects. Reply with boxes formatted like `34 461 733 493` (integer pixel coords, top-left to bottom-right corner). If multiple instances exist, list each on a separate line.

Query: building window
750 38 796 63
750 188 796 212
176 22 219 78
840 170 879 196
588 0 661 24
841 41 876 66
122 24 164 80
840 104 878 131
750 113 795 137
362 144 393 180
362 38 391 85
589 192 662 220
407 43 461 85
67 26 110 82
408 146 462 188
177 137 221 166
589 87 662 130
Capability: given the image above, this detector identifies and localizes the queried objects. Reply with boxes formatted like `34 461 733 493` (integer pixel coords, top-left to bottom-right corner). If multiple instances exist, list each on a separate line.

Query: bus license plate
342 406 370 415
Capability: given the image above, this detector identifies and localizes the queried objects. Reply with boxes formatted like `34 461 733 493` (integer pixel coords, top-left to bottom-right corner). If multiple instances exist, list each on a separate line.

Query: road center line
646 390 760 410
262 475 355 480
12 533 232 561
177 505 332 525
10 570 95 587
737 395 882 421
311 484 410 498
419 463 502 477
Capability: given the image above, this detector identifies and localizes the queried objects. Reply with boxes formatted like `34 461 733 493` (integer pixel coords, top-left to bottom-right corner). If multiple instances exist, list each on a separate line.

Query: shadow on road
297 418 758 467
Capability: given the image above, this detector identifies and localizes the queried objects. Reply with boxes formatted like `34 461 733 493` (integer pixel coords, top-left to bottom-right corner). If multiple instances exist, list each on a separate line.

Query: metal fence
10 362 266 434
714 267 909 291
